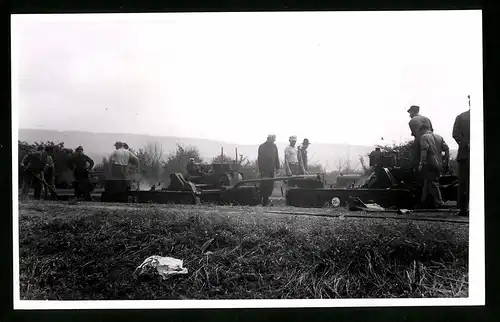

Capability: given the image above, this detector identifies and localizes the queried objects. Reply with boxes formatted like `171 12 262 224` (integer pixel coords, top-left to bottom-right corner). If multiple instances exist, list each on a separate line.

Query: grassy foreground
18 202 469 300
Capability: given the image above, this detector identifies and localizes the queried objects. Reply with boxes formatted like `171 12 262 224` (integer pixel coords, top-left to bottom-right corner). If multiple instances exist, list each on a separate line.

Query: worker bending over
20 146 50 201
418 123 450 208
408 105 434 170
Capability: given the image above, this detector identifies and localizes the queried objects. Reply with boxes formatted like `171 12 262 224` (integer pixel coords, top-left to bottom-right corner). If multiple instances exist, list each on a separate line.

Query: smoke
131 172 163 191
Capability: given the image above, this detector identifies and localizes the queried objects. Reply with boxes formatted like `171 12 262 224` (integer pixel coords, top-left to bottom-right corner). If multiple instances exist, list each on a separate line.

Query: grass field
18 201 469 300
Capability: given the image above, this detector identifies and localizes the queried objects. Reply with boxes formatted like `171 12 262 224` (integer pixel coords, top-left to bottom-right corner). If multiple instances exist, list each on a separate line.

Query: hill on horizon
17 129 457 172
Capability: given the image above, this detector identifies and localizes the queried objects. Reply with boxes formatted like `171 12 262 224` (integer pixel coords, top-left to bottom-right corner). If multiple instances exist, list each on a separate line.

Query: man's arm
409 119 418 137
419 136 429 166
452 115 462 145
20 154 29 167
274 145 280 170
284 148 291 175
442 138 450 165
45 155 54 172
85 156 95 170
128 150 139 167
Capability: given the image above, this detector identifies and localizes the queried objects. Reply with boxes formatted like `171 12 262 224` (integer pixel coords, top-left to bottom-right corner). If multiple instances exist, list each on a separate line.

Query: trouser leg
259 171 274 206
421 168 443 208
21 171 33 200
412 140 420 170
458 159 470 214
32 171 43 200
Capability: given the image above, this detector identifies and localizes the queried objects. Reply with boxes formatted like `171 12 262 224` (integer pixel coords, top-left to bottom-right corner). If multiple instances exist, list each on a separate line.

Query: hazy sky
11 11 482 148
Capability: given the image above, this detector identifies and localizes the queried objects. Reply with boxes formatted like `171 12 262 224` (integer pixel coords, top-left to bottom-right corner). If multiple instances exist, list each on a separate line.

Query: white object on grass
134 255 188 279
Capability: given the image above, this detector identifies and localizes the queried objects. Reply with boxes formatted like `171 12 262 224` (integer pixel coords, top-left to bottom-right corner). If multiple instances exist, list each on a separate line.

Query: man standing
284 136 300 176
43 146 57 200
20 146 49 201
408 105 434 169
297 138 310 175
418 123 450 208
257 134 280 206
68 146 94 201
109 141 139 192
452 99 470 217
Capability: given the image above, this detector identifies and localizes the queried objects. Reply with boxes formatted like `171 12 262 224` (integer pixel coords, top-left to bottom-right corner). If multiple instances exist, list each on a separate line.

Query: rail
233 175 320 188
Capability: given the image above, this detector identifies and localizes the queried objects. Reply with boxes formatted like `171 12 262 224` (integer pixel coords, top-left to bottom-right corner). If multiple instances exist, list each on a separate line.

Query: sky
11 10 483 148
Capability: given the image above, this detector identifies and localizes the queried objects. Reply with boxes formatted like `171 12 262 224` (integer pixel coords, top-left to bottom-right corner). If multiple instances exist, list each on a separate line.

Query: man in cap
418 123 450 208
186 157 202 177
369 147 383 167
297 138 310 175
258 134 280 206
67 146 94 201
284 136 300 176
452 100 470 217
109 141 139 192
408 105 434 170
20 146 50 201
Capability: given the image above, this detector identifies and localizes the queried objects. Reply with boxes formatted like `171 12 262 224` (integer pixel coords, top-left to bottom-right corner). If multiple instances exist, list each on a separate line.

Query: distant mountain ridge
17 129 457 171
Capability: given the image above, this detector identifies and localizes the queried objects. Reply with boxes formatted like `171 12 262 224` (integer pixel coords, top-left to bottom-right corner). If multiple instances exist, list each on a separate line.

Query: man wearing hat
258 134 280 206
408 105 434 169
284 135 300 176
186 157 203 177
67 146 94 201
298 138 310 175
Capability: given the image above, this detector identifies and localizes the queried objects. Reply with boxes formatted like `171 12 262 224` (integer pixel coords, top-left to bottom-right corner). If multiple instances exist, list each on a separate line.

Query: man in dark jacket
453 102 470 216
67 146 94 201
257 134 280 206
297 138 310 175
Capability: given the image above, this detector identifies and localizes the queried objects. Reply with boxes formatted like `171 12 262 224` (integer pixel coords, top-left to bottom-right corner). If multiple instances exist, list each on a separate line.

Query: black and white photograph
11 10 484 309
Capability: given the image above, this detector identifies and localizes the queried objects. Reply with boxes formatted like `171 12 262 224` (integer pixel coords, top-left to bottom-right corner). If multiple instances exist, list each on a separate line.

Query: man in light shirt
418 123 450 208
284 136 300 176
109 141 139 191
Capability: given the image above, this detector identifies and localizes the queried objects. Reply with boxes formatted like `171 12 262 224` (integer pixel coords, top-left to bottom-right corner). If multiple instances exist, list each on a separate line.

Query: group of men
20 140 142 201
407 104 470 216
20 145 95 201
254 103 470 214
108 141 140 191
257 134 310 206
